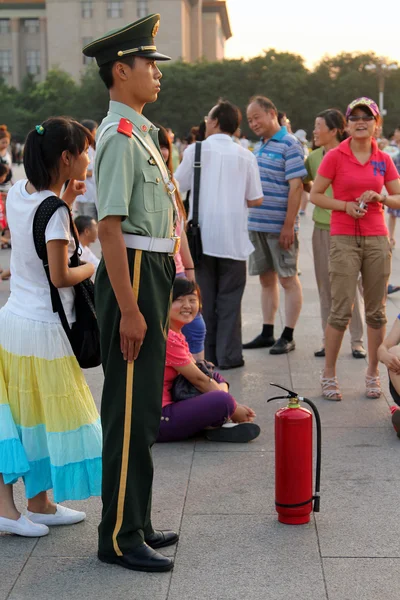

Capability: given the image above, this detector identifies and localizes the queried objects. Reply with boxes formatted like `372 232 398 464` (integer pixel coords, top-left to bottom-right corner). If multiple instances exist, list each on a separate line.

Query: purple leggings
157 390 237 442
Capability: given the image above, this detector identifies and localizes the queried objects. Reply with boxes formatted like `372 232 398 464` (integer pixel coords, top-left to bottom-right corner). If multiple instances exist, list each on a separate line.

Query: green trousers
95 248 175 556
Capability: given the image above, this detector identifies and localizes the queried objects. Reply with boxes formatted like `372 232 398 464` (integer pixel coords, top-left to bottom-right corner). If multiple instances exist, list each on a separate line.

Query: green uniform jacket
95 100 174 238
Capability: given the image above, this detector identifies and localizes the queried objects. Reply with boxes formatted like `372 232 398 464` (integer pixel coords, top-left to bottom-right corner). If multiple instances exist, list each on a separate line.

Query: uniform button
165 417 170 422
161 416 165 420
156 177 160 183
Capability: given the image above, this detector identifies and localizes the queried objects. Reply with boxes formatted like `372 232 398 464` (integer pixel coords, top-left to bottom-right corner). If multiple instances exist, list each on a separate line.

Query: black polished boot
98 542 174 572
145 530 179 549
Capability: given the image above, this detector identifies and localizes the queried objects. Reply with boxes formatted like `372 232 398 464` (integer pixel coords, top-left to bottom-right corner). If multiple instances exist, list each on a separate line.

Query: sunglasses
348 115 375 122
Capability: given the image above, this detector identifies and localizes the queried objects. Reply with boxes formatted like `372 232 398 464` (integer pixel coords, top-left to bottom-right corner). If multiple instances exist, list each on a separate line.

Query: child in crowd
157 278 260 443
75 215 100 278
0 117 102 538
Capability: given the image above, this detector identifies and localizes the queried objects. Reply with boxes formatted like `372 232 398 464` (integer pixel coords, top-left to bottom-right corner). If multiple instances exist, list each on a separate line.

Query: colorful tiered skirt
0 307 102 501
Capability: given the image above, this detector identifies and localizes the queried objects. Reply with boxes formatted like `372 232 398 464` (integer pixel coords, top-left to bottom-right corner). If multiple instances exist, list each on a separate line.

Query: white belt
123 233 180 256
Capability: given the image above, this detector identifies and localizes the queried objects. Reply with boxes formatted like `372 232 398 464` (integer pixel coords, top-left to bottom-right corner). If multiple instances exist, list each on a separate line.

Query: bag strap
32 196 79 339
192 142 202 226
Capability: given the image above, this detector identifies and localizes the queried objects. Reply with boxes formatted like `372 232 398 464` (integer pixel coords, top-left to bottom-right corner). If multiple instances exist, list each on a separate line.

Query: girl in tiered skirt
0 118 102 537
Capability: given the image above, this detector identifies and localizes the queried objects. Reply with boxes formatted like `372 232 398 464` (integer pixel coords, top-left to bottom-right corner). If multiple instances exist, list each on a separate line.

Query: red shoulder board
117 118 133 138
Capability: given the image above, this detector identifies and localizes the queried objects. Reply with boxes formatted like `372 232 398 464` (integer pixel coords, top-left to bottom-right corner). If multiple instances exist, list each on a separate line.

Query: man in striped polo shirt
244 96 307 354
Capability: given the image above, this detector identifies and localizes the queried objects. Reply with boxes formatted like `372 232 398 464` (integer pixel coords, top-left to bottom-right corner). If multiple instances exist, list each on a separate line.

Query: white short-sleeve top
5 179 76 323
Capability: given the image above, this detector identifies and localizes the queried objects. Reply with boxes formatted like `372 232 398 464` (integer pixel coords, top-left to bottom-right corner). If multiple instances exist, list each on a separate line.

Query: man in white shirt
175 100 263 369
74 216 100 279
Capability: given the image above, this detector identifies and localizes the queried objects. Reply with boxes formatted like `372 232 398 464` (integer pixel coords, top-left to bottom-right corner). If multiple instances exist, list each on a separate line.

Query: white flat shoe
26 505 86 526
0 515 49 537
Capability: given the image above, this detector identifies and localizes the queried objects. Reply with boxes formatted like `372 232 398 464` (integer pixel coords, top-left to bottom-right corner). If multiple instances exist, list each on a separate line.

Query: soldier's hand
120 310 147 363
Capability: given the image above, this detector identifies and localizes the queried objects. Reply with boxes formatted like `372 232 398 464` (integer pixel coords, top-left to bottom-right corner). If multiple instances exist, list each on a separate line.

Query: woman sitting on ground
157 278 260 443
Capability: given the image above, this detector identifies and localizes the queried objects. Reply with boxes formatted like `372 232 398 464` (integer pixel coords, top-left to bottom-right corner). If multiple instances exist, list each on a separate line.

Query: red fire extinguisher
267 383 321 525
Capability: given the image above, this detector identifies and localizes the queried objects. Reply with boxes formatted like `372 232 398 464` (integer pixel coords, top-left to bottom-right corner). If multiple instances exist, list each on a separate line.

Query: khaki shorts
328 235 391 331
248 231 299 278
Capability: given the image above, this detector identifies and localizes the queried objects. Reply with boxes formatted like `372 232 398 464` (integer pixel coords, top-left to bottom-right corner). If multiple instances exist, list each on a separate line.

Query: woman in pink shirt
311 97 400 400
157 278 260 443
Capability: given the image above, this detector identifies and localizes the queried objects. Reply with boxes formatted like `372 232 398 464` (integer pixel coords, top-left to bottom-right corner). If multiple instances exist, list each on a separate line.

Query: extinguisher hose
302 397 321 513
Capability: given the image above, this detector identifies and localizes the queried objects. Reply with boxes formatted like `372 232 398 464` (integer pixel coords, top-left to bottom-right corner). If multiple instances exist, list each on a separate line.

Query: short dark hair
81 119 98 133
278 111 286 125
75 215 95 234
172 278 200 304
249 96 278 117
23 117 94 191
0 162 9 178
99 56 135 89
317 108 348 142
209 100 240 135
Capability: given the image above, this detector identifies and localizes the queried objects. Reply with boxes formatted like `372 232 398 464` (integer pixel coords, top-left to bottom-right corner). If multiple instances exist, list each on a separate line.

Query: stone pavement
1 202 400 600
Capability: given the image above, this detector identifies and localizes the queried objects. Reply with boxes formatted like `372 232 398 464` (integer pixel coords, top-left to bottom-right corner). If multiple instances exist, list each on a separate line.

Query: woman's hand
379 347 400 374
358 190 384 204
231 404 256 423
345 201 367 219
63 179 86 207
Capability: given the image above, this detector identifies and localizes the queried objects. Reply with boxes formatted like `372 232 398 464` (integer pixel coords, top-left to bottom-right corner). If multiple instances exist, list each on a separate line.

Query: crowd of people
1 10 400 574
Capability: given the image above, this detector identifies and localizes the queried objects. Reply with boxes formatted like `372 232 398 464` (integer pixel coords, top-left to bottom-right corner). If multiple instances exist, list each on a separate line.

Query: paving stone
8 557 171 600
316 480 400 558
0 557 26 600
184 451 275 514
323 558 400 600
168 515 326 600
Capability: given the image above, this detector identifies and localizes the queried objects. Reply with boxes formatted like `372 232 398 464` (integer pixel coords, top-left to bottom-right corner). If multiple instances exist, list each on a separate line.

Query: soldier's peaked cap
82 14 171 66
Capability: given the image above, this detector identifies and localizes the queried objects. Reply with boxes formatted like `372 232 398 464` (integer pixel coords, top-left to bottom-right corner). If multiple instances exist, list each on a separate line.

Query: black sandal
352 348 367 359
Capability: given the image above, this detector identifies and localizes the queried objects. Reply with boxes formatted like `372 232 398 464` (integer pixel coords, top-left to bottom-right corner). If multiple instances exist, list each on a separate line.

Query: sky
224 0 399 68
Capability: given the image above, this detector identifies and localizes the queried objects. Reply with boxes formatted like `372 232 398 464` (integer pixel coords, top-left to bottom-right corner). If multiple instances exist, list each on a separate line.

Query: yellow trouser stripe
112 249 143 556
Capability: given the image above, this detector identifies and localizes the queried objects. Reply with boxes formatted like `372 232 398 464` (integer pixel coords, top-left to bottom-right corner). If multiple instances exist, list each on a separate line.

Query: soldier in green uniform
83 15 178 573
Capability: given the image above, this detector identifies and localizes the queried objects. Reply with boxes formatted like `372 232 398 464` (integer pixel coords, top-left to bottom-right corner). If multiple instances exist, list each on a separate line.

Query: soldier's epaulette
117 118 133 138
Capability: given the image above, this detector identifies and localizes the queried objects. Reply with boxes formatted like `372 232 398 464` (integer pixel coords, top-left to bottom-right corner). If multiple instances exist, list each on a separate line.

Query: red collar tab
117 118 133 138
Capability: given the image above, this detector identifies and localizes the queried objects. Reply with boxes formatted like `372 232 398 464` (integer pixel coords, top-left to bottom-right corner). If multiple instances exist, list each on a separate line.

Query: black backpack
33 196 101 369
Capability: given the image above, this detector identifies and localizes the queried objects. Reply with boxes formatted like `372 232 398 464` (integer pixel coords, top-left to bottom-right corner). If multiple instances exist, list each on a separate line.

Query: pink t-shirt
318 137 399 236
162 329 193 407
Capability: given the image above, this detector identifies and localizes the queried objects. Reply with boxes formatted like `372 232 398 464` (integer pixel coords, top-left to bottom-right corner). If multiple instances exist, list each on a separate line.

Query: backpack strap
192 142 202 227
32 196 79 337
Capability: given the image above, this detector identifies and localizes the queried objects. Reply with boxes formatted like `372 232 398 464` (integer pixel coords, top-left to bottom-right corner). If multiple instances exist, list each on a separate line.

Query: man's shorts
248 231 299 278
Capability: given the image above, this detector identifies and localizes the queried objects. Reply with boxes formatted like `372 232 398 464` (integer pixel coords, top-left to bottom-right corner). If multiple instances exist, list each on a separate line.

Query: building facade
0 0 232 88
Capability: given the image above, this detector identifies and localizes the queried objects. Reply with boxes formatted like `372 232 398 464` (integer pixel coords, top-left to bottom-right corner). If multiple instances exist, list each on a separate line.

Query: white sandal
365 374 381 399
320 373 342 401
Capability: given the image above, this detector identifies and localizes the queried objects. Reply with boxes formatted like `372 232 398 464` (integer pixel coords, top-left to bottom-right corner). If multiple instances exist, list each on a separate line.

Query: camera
358 201 367 210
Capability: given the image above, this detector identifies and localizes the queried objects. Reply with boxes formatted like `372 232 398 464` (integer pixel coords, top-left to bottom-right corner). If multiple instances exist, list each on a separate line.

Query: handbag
186 141 203 266
171 360 215 402
33 196 101 369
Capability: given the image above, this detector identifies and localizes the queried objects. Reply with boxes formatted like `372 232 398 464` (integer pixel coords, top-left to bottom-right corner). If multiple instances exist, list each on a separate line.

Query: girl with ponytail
0 117 102 539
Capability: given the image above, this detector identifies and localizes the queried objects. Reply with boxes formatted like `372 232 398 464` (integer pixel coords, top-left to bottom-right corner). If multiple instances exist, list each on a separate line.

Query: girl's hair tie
35 125 45 135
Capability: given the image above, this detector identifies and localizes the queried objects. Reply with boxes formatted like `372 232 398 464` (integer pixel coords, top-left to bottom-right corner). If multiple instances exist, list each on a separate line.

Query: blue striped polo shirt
248 127 307 233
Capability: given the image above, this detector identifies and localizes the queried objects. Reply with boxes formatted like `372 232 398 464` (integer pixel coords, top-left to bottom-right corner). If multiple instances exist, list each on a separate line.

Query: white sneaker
26 505 86 526
0 515 49 537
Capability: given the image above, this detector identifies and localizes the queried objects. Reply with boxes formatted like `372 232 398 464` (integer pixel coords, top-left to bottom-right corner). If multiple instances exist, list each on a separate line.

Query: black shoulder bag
186 141 203 266
33 196 101 369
